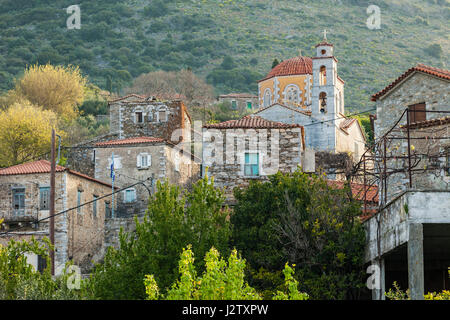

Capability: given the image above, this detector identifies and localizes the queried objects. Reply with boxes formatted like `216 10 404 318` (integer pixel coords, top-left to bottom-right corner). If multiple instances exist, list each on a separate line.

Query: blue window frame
244 153 259 176
12 188 25 215
124 189 136 203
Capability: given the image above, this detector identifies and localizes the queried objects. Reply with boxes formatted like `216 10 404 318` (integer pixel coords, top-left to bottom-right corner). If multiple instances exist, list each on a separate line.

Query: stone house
109 94 192 143
202 115 305 200
364 64 450 300
66 94 193 177
0 160 114 274
217 93 259 111
94 136 199 216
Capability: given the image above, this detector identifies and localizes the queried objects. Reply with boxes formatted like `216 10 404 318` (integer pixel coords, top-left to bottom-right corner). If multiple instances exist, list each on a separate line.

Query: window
137 153 151 168
105 201 111 218
319 92 327 113
158 110 167 122
124 188 136 203
12 188 25 214
93 195 98 218
231 100 237 110
135 111 143 123
39 187 50 210
263 89 271 107
285 85 300 105
247 101 252 110
408 103 426 124
319 66 327 86
37 255 47 273
244 153 259 176
77 190 82 214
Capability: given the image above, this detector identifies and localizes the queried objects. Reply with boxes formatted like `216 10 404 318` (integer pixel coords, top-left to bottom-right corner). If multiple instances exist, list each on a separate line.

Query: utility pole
50 128 56 276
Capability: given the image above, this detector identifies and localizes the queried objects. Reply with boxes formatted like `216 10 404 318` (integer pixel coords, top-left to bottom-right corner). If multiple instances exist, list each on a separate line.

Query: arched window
319 92 327 113
319 66 327 86
263 89 272 107
284 84 301 105
157 105 168 122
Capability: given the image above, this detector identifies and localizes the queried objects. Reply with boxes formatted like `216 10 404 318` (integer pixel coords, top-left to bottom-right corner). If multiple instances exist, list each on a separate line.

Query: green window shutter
247 102 252 109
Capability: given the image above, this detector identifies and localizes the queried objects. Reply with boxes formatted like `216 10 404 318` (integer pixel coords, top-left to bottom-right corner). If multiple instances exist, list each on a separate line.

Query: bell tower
311 30 339 117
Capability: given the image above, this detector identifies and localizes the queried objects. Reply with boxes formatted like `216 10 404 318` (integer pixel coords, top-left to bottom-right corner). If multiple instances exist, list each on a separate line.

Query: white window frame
263 88 272 108
157 105 169 123
137 153 151 169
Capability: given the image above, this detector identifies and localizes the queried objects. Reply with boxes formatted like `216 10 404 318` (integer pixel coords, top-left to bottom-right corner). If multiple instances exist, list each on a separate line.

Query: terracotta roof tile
403 116 450 129
203 116 303 129
0 160 65 175
372 64 450 101
0 160 113 188
327 180 379 203
315 41 334 47
219 93 257 99
95 136 165 147
259 56 313 82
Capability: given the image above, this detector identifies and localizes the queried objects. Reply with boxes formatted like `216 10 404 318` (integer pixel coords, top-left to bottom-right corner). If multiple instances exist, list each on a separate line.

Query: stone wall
65 172 112 272
374 72 449 203
374 72 450 139
0 171 113 274
109 100 191 142
202 127 303 200
65 132 119 177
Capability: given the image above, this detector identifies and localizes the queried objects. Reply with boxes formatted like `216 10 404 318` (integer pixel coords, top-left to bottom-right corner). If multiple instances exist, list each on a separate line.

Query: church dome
259 56 313 82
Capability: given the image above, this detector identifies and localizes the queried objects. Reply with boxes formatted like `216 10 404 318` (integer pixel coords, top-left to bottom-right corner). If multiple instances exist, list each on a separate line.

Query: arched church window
263 89 272 107
319 66 327 86
284 85 300 105
319 92 327 113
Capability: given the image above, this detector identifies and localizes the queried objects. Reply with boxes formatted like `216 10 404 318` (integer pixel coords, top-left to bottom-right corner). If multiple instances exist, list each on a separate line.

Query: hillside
0 0 448 111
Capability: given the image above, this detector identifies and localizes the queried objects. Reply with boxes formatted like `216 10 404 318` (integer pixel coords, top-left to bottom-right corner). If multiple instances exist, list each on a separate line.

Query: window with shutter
147 154 152 167
12 188 25 215
408 103 426 123
39 187 50 210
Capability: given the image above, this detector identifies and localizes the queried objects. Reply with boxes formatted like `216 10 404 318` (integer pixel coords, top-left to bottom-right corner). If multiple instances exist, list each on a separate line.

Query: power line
302 107 376 127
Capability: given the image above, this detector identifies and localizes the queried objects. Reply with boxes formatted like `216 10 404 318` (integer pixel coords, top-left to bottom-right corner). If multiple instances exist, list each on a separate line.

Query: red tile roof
327 180 379 203
219 93 257 99
95 136 165 147
203 116 303 129
109 94 150 103
340 118 357 130
259 56 313 82
0 160 66 175
371 64 450 101
404 116 450 129
0 160 113 188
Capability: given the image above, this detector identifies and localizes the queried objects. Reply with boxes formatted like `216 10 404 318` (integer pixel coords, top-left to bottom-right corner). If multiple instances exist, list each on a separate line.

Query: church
253 33 366 162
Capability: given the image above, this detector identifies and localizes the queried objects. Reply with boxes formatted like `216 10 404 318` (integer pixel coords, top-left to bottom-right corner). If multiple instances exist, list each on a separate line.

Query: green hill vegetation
0 0 448 112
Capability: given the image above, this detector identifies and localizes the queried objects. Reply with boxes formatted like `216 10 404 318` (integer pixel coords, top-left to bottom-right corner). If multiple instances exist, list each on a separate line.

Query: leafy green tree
0 237 82 300
231 170 366 299
272 58 280 68
86 174 231 299
144 246 308 300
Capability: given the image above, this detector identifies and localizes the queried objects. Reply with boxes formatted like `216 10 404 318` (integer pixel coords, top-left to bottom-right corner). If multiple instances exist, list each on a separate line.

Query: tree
231 170 366 299
126 69 214 108
0 237 81 300
0 102 60 167
86 174 231 299
144 246 308 300
14 64 86 121
272 58 280 69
